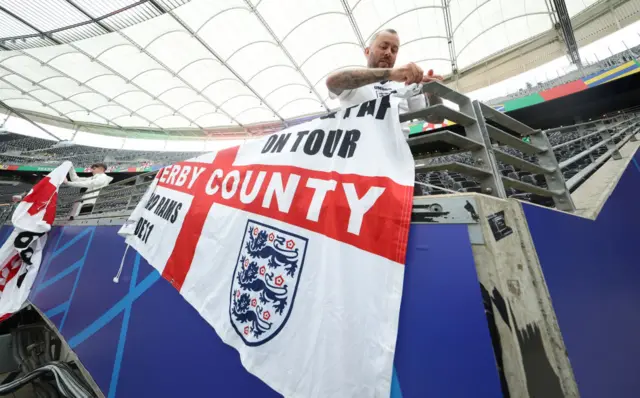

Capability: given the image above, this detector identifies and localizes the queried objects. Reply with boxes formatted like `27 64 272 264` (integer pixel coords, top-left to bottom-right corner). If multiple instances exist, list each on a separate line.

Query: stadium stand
486 44 640 106
413 111 638 206
0 133 205 170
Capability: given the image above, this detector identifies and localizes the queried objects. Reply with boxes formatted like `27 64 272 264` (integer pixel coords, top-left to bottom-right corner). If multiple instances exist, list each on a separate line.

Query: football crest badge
230 220 308 346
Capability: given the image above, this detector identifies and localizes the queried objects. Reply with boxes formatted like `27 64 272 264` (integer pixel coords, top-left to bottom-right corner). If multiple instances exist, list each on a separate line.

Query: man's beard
368 58 392 68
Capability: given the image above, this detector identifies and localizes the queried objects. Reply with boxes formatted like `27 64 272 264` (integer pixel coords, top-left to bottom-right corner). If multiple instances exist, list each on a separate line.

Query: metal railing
55 172 155 221
558 121 639 190
405 82 576 211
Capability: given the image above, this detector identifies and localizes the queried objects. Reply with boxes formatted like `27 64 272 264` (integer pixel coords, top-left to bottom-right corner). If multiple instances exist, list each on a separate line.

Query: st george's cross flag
120 95 414 397
0 161 72 321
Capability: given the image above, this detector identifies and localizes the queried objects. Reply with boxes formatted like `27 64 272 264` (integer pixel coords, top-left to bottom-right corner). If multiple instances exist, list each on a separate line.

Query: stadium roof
0 0 601 133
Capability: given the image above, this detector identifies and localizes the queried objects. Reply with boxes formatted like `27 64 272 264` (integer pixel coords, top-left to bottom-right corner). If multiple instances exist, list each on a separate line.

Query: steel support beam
12 51 163 129
242 1 330 113
0 1 156 49
146 2 291 125
0 99 62 141
0 64 125 128
441 0 459 87
0 76 75 124
550 0 582 67
340 0 366 50
62 0 113 33
65 43 209 128
92 32 234 128
0 5 62 45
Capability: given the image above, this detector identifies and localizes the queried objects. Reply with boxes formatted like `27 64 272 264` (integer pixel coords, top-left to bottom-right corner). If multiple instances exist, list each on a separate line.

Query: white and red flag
120 96 414 397
0 161 72 321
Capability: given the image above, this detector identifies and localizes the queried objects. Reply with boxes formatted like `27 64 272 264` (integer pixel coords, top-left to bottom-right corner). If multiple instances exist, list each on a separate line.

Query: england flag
0 161 72 321
120 96 414 397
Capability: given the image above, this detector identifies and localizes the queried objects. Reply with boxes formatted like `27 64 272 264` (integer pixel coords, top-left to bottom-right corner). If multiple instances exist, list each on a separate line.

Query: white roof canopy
0 0 599 132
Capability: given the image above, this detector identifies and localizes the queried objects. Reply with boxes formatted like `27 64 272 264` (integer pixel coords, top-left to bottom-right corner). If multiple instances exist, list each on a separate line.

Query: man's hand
389 62 425 85
326 65 443 96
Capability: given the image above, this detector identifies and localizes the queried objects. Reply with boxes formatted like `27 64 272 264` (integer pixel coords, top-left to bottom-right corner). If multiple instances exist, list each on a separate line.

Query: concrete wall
468 195 578 398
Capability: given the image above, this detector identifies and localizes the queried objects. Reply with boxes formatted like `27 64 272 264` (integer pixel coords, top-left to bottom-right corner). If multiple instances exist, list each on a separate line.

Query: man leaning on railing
64 162 113 217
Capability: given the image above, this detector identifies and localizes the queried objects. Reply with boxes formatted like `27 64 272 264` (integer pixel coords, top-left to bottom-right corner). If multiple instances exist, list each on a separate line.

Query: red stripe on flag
44 192 57 226
158 147 412 291
22 176 57 217
161 147 241 290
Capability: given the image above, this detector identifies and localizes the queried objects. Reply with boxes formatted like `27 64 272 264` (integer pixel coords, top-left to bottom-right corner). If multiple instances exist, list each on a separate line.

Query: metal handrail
551 119 630 151
566 127 639 189
558 123 637 169
406 83 575 210
54 171 156 219
65 171 156 202
544 114 631 134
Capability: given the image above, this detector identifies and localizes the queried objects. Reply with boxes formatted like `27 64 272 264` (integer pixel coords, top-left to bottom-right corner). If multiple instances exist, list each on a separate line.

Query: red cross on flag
120 96 414 397
0 161 72 321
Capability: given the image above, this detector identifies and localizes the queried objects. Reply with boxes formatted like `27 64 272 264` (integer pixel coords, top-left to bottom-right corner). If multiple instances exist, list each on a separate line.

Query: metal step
400 104 475 126
502 177 564 197
479 103 535 136
486 125 547 154
420 81 469 104
407 130 484 150
494 149 556 174
414 160 492 178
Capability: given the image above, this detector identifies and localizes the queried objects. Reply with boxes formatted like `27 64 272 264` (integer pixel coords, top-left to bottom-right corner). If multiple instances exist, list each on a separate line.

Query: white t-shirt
330 80 426 138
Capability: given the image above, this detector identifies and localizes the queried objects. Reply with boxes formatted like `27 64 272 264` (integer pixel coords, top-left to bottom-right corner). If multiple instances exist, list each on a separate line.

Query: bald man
326 28 444 128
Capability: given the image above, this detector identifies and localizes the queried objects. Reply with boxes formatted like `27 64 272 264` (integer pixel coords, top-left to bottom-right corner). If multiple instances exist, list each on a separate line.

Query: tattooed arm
326 68 392 96
326 63 425 96
326 64 445 123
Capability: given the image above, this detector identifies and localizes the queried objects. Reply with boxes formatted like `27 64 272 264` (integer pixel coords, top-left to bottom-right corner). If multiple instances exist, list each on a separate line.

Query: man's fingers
403 63 415 85
422 73 444 83
410 63 422 84
400 62 429 85
414 64 424 84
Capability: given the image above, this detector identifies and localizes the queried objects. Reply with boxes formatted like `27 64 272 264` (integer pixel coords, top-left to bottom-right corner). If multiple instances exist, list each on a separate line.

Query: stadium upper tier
485 44 640 107
0 117 619 171
0 0 606 133
0 132 209 170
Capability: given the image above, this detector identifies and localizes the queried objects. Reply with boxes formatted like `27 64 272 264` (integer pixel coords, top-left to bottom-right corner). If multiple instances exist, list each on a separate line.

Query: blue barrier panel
523 151 640 398
6 222 502 397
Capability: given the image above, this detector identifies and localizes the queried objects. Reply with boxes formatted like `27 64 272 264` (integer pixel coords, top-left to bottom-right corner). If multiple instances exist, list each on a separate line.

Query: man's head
90 163 107 175
365 29 400 69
